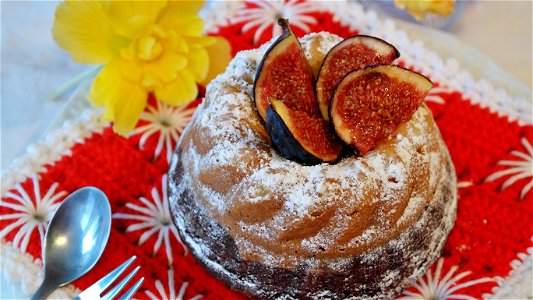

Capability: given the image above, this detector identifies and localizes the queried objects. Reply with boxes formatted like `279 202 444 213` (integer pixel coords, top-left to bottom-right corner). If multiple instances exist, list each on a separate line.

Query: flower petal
89 62 148 135
89 63 119 109
112 86 148 135
52 0 125 64
163 0 205 14
143 52 187 85
201 36 232 85
187 47 209 82
158 11 205 37
119 60 143 83
155 69 197 105
158 32 189 54
108 1 166 39
183 35 217 47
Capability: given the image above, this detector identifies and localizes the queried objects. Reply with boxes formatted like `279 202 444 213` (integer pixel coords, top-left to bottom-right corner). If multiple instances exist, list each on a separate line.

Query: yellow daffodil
52 0 231 135
394 0 456 20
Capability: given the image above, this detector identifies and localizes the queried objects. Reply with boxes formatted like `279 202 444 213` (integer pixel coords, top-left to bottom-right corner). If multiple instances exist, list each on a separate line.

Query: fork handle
31 277 57 300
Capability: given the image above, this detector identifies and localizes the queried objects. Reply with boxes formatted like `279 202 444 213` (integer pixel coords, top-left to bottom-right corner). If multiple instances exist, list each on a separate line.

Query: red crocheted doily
1 2 531 299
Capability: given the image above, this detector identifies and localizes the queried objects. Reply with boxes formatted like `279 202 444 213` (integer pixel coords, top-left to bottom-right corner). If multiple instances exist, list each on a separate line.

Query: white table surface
0 1 532 297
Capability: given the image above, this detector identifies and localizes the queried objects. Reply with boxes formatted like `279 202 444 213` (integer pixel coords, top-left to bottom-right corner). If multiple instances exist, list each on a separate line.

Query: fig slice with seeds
316 35 400 120
266 99 342 165
330 65 433 155
254 18 318 121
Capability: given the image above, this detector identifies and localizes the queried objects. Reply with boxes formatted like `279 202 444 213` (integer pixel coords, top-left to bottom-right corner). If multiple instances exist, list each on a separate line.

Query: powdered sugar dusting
303 32 343 57
171 33 456 273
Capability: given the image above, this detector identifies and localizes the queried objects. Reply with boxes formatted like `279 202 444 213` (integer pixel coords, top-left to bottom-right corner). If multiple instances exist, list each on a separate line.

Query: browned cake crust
169 156 456 299
168 32 458 299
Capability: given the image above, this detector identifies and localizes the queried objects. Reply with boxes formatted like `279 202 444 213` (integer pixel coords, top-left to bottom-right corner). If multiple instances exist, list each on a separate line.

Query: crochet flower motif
485 137 533 199
0 174 66 253
457 181 474 189
131 100 195 162
484 246 532 298
233 0 318 44
425 86 449 104
145 269 202 300
398 258 493 300
114 175 186 264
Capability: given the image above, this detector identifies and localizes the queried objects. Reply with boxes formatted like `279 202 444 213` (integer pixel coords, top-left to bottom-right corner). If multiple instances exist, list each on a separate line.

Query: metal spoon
31 187 111 300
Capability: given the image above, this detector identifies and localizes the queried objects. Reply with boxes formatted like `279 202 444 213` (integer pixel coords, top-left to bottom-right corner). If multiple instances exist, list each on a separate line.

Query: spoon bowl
31 187 111 300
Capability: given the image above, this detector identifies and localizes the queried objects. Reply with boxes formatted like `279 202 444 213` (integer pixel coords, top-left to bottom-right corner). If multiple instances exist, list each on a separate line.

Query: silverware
74 256 144 300
31 187 111 300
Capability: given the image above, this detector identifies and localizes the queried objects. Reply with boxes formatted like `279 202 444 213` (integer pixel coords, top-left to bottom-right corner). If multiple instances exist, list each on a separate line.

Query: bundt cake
168 31 457 299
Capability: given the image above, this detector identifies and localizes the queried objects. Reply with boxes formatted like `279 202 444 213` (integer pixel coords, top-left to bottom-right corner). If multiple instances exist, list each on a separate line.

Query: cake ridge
171 32 455 271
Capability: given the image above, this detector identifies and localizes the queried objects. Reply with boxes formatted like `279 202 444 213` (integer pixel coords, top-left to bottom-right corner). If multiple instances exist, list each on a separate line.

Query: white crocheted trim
1 1 531 298
484 245 533 299
0 242 80 298
0 108 107 197
0 108 105 297
201 1 532 125
200 1 243 30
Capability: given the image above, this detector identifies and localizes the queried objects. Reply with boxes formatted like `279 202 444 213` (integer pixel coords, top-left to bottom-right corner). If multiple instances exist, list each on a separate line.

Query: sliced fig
316 35 400 120
266 99 342 165
254 18 318 120
330 65 433 155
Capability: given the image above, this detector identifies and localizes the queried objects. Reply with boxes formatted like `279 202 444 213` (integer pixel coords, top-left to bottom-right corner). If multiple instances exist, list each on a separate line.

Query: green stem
48 65 102 101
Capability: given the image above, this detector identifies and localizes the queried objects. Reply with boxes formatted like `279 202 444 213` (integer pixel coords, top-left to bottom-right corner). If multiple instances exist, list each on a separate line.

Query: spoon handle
31 277 57 300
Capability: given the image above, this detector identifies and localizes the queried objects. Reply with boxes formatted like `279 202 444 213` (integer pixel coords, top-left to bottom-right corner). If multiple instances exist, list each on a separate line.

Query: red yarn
216 8 358 56
1 3 532 299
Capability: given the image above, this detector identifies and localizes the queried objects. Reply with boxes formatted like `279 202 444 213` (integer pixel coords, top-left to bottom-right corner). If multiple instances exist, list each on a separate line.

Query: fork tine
118 277 144 300
101 266 140 300
91 256 137 294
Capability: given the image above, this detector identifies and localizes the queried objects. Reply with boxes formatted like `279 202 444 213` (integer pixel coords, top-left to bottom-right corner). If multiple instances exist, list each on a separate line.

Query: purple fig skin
253 18 317 121
253 19 292 120
266 106 323 166
266 99 343 165
316 35 400 120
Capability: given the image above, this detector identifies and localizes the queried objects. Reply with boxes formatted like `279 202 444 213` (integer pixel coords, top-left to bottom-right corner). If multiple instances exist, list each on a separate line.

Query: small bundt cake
168 32 457 299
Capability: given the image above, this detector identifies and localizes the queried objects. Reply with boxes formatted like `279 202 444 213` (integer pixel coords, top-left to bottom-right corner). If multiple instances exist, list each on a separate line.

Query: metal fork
74 256 144 300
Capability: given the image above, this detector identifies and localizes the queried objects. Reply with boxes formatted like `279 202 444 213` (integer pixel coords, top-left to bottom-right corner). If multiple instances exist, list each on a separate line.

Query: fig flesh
330 65 433 155
316 35 399 120
254 19 318 120
266 99 342 165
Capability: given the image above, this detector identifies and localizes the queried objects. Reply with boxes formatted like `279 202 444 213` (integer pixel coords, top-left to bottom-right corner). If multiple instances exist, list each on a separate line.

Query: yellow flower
394 0 456 20
52 0 231 135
